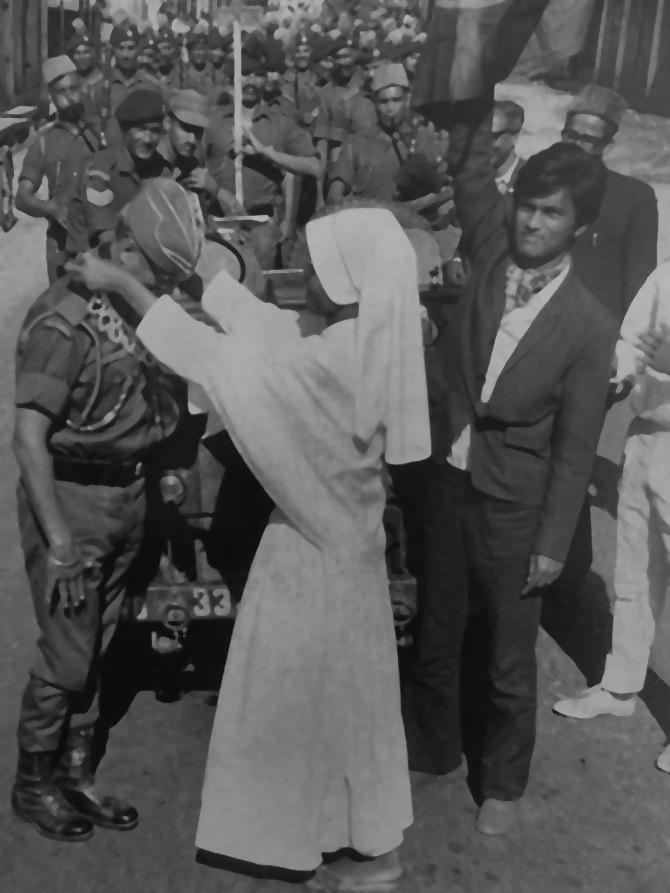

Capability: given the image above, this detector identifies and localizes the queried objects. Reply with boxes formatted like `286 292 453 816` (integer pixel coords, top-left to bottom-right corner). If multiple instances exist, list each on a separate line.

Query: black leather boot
12 749 94 842
55 727 139 831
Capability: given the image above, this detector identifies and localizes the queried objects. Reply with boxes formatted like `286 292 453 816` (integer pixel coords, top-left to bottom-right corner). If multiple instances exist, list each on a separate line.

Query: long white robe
137 274 413 872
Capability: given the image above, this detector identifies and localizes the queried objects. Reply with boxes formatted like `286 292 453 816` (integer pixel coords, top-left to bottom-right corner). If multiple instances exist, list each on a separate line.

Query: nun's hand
65 253 127 294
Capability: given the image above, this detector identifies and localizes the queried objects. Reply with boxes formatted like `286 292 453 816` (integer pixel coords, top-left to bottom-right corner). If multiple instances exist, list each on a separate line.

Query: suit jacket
571 169 657 322
427 96 619 563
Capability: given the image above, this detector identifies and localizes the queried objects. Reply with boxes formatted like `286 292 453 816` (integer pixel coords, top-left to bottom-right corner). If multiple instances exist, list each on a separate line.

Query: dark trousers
409 463 543 801
16 478 145 752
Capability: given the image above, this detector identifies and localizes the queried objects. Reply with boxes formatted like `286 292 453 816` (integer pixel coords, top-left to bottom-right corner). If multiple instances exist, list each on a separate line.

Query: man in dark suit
407 90 618 835
561 85 658 323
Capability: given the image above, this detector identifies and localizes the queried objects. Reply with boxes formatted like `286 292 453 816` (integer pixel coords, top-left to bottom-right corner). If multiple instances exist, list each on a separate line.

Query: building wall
593 0 670 116
0 0 48 105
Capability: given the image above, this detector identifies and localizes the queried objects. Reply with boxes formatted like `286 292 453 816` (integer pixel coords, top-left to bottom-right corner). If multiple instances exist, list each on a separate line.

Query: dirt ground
2 81 670 893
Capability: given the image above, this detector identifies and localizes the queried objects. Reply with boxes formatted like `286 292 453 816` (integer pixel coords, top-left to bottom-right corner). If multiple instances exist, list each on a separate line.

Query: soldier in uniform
89 23 162 144
281 33 324 129
159 89 243 215
11 178 202 843
67 90 172 253
138 32 159 75
16 57 104 282
182 31 214 96
328 62 447 211
155 28 182 94
312 34 376 171
67 32 103 93
208 29 233 102
206 46 319 267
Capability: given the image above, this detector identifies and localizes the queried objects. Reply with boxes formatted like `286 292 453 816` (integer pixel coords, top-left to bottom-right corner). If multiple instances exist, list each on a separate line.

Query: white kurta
136 274 413 872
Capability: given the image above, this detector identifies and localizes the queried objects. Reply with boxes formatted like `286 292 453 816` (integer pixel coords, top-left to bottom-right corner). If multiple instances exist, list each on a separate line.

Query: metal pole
233 18 244 206
60 0 66 54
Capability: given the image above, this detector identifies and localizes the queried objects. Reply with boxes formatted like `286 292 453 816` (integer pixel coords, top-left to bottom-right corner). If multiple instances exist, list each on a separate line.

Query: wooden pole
233 18 244 206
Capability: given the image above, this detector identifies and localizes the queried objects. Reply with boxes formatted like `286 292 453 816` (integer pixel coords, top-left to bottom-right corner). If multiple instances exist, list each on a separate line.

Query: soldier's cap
186 30 208 49
122 179 204 279
387 38 423 62
43 55 78 86
169 89 211 129
66 32 94 55
567 85 627 131
110 23 140 47
328 34 357 57
371 62 409 93
115 89 166 127
156 27 177 46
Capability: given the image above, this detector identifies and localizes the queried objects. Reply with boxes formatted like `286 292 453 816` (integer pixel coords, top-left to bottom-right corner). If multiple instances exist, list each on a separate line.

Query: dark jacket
571 168 657 322
427 96 619 563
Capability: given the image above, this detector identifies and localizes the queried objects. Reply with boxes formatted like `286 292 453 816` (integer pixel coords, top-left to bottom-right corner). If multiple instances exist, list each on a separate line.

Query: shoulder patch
86 187 114 207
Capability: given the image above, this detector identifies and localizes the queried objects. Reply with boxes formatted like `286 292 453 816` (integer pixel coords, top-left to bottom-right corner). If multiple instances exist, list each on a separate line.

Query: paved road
1 150 670 893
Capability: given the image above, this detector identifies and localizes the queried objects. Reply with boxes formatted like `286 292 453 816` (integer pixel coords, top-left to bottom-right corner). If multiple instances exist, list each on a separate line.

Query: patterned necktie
504 256 569 313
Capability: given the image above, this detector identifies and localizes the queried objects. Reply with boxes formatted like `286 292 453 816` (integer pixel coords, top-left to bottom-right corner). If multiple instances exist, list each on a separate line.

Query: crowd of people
7 4 670 891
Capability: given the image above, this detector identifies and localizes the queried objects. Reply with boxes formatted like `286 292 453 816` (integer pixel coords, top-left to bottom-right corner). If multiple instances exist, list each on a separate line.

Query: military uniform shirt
281 69 323 132
182 61 216 98
15 280 182 461
313 75 376 145
206 103 315 211
20 120 103 247
331 117 446 202
67 145 173 252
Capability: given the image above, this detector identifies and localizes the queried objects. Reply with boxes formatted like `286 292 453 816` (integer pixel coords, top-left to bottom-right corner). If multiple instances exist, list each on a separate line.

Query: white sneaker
655 744 670 774
553 685 636 719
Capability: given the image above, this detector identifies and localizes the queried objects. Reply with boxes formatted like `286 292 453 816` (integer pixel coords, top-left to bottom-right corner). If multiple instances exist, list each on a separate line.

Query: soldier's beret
387 38 423 62
110 24 140 47
328 34 357 56
66 32 94 55
156 27 176 46
115 89 166 127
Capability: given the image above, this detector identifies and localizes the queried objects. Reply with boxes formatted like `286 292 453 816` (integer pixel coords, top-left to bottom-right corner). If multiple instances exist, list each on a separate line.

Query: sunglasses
561 127 608 149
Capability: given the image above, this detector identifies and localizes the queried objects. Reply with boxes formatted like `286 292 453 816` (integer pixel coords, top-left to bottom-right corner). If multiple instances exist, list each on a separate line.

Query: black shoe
60 786 139 831
12 750 94 843
55 727 139 832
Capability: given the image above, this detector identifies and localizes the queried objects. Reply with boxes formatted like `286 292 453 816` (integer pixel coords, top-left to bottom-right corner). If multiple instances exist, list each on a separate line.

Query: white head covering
306 207 431 465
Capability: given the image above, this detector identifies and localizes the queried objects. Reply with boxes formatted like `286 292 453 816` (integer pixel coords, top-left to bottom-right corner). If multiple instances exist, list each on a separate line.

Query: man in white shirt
554 263 670 773
407 91 618 836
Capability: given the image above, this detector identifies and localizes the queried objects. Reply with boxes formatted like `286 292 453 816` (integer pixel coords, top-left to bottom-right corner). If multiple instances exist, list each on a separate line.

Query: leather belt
247 204 275 217
52 455 145 488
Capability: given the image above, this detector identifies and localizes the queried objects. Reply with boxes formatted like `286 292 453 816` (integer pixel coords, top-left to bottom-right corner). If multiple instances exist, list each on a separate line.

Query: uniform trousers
410 462 543 801
602 422 670 694
17 477 145 752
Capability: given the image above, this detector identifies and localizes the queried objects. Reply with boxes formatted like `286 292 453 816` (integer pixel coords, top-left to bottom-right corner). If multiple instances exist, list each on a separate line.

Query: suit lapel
494 268 577 380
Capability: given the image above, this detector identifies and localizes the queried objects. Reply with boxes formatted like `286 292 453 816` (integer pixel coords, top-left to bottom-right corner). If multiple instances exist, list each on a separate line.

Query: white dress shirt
448 261 571 470
614 261 670 428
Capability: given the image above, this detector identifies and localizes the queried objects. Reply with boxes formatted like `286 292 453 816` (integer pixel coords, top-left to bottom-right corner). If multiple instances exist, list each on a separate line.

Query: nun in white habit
69 205 431 888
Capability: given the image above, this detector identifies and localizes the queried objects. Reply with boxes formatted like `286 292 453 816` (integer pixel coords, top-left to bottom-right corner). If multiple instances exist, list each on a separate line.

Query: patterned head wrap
122 179 204 280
